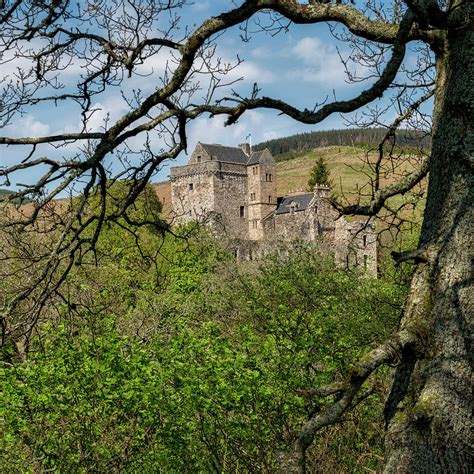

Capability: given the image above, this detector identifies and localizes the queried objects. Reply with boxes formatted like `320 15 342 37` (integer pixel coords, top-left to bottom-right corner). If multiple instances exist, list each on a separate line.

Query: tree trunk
383 10 473 473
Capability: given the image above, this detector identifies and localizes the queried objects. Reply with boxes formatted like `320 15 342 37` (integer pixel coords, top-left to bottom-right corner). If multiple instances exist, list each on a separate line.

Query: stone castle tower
170 142 377 275
170 142 277 240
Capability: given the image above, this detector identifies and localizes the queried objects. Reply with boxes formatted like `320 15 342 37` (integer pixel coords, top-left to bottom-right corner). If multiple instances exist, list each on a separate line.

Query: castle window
250 192 256 201
268 195 271 203
253 220 258 229
363 235 367 247
253 166 258 175
266 173 273 182
188 183 194 191
364 255 368 269
240 206 245 218
197 155 202 163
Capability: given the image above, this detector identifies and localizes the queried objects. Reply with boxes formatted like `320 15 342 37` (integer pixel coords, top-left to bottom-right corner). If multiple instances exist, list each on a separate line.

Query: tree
0 1 472 472
307 155 332 190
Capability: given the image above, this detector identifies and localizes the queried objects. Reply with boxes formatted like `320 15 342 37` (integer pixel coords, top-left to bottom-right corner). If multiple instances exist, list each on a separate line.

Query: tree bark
383 6 474 472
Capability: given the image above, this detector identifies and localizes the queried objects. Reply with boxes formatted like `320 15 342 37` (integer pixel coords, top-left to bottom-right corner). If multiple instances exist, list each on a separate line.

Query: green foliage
1 237 407 472
307 155 332 190
1 321 146 471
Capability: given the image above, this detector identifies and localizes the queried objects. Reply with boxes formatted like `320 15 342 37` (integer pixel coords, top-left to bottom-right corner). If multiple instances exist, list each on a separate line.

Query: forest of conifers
254 128 431 158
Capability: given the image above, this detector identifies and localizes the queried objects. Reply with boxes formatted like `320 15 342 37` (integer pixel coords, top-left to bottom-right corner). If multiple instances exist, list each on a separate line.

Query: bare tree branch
331 155 429 216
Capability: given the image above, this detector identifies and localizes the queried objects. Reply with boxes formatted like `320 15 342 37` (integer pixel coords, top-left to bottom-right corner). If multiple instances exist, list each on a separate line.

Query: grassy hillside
276 146 372 196
277 146 424 196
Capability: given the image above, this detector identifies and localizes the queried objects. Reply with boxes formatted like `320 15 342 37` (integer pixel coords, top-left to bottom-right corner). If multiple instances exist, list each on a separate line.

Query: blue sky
1 1 432 189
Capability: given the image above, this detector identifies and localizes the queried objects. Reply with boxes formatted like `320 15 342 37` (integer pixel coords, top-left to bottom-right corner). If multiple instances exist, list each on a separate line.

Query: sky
0 0 432 191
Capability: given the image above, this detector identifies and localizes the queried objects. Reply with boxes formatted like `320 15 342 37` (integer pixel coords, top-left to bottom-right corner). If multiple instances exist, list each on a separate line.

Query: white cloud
286 37 347 85
227 59 276 84
250 46 272 59
187 110 264 149
133 48 177 80
3 114 50 138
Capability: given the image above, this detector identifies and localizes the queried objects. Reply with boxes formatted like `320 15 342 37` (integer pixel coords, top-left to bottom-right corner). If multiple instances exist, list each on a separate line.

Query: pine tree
307 156 331 190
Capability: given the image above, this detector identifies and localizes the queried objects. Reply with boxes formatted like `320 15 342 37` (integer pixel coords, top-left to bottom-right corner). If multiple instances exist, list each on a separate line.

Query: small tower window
253 166 258 175
189 183 194 191
250 192 256 201
253 220 258 229
197 155 202 163
268 195 271 203
363 235 367 247
265 173 273 182
364 255 368 269
240 206 245 218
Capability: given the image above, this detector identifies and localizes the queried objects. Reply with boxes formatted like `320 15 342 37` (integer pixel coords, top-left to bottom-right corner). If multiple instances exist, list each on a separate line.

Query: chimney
239 143 251 156
313 184 331 198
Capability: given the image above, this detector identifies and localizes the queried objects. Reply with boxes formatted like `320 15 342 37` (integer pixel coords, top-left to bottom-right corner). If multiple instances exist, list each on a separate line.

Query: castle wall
212 171 249 239
273 210 313 241
334 220 377 276
170 162 222 224
170 160 249 238
169 144 378 277
268 189 337 243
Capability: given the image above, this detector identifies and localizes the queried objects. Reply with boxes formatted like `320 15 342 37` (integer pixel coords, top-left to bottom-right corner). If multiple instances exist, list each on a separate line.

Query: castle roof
200 143 248 164
200 143 266 166
275 193 314 215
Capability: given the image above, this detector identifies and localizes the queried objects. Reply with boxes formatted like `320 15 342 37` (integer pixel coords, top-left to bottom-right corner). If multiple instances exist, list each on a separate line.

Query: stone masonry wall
169 148 378 277
334 219 377 276
212 171 249 240
170 165 216 225
247 153 277 240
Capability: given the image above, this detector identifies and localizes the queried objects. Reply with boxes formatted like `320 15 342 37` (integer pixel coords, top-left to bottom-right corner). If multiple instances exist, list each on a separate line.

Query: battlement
170 161 247 179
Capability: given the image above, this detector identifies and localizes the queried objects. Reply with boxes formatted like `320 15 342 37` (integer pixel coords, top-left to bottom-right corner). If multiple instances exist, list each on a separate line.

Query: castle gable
247 148 275 166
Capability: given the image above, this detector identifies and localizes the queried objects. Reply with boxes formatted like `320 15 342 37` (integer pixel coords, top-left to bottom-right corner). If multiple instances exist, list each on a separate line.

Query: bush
1 244 406 472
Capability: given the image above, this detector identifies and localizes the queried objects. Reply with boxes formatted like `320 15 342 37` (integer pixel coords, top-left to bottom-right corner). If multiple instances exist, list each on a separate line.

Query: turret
246 148 277 239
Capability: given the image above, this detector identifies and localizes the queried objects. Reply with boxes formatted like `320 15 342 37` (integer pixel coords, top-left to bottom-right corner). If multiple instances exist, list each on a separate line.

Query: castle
170 142 377 275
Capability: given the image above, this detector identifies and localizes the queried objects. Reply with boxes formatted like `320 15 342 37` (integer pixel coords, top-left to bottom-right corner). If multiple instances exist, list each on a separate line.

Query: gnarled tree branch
292 328 420 473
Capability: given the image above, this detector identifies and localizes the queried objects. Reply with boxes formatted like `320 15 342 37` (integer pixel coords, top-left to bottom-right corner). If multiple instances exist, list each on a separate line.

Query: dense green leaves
1 223 406 471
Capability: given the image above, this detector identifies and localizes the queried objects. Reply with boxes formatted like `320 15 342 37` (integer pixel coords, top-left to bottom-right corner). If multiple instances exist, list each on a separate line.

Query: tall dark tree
0 1 472 472
307 155 332 190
